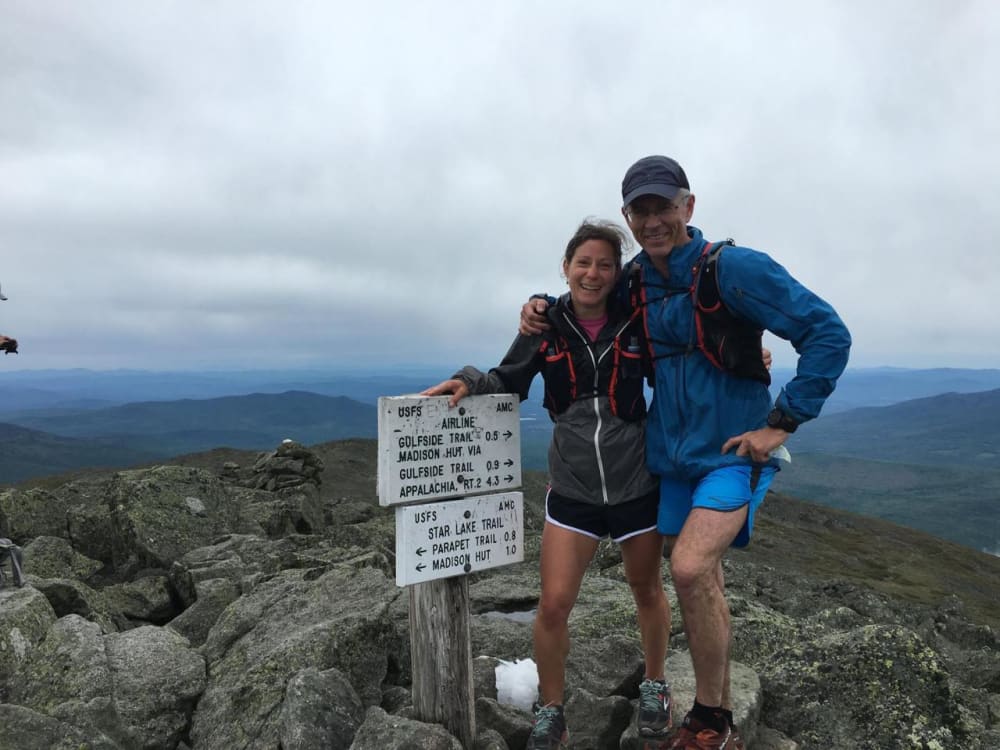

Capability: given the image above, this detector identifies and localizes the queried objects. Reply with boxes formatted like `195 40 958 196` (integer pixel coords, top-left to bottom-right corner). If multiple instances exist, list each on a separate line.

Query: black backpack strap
693 239 771 385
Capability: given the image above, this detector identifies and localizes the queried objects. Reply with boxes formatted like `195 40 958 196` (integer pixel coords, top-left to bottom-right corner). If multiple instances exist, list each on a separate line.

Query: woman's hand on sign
420 379 470 408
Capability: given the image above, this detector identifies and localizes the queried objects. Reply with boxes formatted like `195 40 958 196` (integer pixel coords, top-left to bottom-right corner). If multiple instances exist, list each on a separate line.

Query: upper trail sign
377 395 522 507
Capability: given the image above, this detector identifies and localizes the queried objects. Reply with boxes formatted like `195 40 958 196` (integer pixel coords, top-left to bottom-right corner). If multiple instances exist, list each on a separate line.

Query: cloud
1 0 999 371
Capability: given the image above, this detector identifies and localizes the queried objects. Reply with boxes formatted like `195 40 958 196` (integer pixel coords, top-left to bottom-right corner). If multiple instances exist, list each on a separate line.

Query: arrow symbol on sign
504 459 514 467
503 430 513 440
416 547 426 556
416 563 426 572
505 474 514 483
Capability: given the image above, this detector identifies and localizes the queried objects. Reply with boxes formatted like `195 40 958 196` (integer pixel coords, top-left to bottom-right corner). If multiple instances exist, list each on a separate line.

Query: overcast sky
2 0 998 374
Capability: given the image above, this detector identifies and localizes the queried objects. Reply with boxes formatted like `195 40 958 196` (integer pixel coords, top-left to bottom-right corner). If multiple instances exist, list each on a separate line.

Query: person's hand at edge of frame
420 379 470 408
519 298 550 336
0 335 18 354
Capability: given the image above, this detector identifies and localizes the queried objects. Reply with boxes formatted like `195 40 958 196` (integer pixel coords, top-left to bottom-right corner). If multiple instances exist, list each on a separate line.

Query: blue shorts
656 465 776 548
546 487 659 543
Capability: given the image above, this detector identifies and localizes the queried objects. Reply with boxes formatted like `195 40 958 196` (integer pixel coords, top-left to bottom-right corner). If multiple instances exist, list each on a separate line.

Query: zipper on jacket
561 312 632 505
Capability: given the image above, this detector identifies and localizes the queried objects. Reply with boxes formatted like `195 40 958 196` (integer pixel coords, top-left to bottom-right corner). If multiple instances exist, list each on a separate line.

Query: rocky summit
0 438 998 749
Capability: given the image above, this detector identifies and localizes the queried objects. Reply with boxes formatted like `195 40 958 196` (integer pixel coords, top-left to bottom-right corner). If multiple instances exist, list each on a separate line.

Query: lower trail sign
395 491 524 586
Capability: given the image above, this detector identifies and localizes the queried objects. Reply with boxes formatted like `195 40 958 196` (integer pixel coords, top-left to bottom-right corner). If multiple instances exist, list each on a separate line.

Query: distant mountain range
2 367 999 556
0 391 377 484
771 366 1000 413
790 388 1000 469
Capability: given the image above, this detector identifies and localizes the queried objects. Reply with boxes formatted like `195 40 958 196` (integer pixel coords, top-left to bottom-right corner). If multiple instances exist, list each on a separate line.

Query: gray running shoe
526 703 569 750
637 678 673 736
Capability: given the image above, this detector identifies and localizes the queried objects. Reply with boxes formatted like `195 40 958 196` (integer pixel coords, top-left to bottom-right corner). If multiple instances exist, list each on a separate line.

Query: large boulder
0 585 57 687
190 565 404 749
29 577 123 632
104 626 207 749
7 614 206 749
761 623 962 748
0 704 122 750
277 666 365 750
21 535 104 580
0 488 69 541
107 466 261 572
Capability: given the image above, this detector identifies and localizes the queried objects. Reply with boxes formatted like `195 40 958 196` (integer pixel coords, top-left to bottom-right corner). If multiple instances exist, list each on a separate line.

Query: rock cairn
249 439 325 491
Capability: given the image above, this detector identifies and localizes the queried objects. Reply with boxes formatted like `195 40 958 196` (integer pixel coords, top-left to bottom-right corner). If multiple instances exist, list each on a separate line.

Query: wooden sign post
378 394 524 750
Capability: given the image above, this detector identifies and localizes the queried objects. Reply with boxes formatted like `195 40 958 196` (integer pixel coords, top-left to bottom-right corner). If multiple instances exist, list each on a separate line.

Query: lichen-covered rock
8 615 129 744
190 565 403 749
0 488 68 541
564 686 633 750
350 706 463 750
30 577 122 632
102 572 177 624
104 625 206 749
107 466 260 571
8 614 207 749
21 535 104 580
761 624 963 749
0 586 57 687
0 703 122 750
166 576 241 647
277 666 365 750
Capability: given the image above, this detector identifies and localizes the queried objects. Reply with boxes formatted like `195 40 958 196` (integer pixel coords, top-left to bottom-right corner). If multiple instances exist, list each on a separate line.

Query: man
522 155 851 749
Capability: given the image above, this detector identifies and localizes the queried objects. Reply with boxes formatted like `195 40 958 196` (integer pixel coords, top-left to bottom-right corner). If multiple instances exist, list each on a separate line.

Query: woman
422 220 673 749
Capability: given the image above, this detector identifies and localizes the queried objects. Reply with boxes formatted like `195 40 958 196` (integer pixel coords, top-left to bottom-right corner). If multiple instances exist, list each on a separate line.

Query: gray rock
761 623 961 748
103 573 177 624
30 577 122 632
0 586 57 688
473 654 501 701
277 667 365 750
0 488 69 541
475 697 532 750
190 566 403 748
21 535 103 580
381 684 413 714
107 466 260 572
564 686 633 750
0 703 122 750
166 576 241 647
8 615 129 744
349 706 462 749
474 727 510 750
104 625 207 749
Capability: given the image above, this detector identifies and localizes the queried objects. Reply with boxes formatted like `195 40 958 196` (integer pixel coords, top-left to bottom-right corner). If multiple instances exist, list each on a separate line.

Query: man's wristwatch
766 407 799 433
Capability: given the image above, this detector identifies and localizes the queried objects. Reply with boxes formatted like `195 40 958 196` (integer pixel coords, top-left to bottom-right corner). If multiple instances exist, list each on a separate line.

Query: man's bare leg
669 507 746 706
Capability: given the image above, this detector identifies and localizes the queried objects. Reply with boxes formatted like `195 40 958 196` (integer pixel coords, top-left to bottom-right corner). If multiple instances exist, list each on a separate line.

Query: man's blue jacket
630 226 851 482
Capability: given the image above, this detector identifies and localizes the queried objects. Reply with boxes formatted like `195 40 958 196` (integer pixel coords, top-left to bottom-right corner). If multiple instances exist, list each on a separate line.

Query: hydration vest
627 240 771 386
537 308 651 422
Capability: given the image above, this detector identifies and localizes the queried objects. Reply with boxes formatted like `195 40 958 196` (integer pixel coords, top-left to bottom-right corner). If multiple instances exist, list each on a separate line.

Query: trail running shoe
637 678 673 736
526 703 569 750
666 711 735 750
